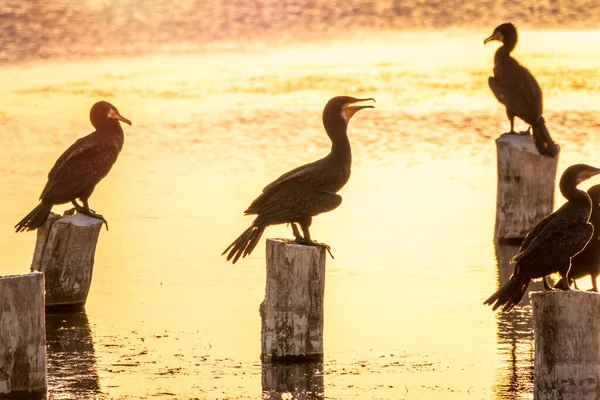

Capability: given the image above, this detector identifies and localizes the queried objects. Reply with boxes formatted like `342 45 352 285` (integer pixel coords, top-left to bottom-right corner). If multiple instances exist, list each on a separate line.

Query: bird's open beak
484 31 502 45
347 97 376 118
109 108 132 126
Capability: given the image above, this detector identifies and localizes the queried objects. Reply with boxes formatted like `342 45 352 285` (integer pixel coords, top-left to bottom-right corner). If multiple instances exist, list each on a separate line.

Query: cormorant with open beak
222 96 375 264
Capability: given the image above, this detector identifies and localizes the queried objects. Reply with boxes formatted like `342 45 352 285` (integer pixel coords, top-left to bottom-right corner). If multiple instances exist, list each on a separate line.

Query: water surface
1 1 600 399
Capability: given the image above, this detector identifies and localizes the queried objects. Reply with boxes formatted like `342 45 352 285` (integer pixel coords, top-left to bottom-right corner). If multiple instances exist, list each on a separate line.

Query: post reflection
45 311 102 399
491 243 542 399
261 361 324 400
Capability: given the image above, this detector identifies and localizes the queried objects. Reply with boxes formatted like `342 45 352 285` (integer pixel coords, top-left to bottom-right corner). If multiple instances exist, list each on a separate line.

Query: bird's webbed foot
293 237 334 259
73 203 109 230
518 127 532 136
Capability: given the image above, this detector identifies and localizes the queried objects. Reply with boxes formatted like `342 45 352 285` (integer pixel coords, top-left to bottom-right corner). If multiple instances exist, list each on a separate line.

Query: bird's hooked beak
484 31 503 45
347 98 376 119
108 108 132 126
581 167 600 182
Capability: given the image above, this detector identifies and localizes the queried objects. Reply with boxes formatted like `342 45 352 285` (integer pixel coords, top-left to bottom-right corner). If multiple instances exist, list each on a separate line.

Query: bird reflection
45 311 102 398
491 243 541 399
261 361 324 400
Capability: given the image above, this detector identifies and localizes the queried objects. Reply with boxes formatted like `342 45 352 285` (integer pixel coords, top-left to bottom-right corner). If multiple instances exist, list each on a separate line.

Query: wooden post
260 239 326 362
0 272 47 397
31 212 103 311
495 133 559 241
261 361 324 399
531 291 600 398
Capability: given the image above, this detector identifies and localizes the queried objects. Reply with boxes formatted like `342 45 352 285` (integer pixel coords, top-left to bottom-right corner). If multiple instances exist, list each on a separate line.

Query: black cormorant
555 185 600 292
484 22 558 158
15 101 131 232
222 96 375 264
484 164 600 311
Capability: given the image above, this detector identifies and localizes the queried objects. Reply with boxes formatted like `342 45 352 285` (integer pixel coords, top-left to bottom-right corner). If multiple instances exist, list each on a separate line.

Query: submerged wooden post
31 211 103 311
0 272 47 397
495 133 559 241
260 239 326 362
531 291 600 398
262 361 324 399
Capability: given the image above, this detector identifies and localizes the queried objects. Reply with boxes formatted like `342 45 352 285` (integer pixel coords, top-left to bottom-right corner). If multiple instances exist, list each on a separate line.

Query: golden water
0 6 600 399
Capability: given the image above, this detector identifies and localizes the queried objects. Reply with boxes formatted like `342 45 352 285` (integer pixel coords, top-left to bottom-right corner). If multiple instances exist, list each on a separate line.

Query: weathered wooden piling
531 291 600 398
495 133 559 241
31 211 103 311
0 272 47 397
260 239 326 362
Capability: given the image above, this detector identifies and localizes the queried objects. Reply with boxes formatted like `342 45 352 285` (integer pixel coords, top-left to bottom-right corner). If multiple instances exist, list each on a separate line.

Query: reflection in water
45 311 102 399
262 361 324 400
492 243 542 399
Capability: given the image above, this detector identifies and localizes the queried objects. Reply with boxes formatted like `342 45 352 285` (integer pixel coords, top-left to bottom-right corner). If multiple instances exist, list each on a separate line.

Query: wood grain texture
31 212 103 309
532 291 600 399
495 133 559 240
0 272 46 396
260 239 326 362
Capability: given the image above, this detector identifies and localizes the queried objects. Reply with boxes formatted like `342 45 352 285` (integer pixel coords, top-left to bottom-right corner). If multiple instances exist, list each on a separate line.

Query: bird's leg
506 114 517 135
589 276 598 293
555 272 572 291
543 276 558 291
78 199 109 230
294 219 334 259
290 223 303 241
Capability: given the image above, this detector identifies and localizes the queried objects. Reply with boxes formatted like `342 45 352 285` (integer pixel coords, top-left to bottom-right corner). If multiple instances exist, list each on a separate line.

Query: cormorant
222 96 375 264
484 164 600 311
15 101 131 232
555 185 600 292
484 22 559 158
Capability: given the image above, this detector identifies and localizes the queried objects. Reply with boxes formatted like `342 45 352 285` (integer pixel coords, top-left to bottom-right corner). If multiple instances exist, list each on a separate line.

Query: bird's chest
323 164 351 192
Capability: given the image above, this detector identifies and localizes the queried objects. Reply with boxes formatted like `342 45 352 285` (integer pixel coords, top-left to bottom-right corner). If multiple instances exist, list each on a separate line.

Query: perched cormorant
484 22 558 157
556 185 600 292
222 96 375 264
15 101 131 232
484 164 600 311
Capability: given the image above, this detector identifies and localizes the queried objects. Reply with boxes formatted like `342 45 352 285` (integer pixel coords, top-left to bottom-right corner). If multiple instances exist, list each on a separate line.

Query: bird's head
484 22 517 46
562 164 600 187
90 101 132 129
322 96 375 134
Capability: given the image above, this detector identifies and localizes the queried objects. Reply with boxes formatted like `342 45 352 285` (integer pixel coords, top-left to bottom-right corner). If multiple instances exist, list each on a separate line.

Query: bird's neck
328 125 352 163
95 119 124 133
495 38 516 58
561 183 590 205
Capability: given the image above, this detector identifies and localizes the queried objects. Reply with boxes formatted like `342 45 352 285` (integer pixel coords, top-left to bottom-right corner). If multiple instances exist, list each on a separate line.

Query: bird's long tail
532 120 559 158
484 274 530 312
15 201 53 233
222 223 265 264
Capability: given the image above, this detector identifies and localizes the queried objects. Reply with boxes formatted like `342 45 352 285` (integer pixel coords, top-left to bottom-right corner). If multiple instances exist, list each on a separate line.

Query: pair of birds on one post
15 24 599 313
